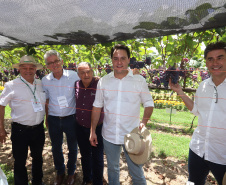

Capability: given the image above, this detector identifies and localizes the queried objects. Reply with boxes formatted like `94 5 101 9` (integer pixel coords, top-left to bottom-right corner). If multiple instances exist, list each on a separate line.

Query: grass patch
140 106 198 128
148 122 195 135
139 106 194 160
0 164 14 184
150 130 190 161
5 105 11 119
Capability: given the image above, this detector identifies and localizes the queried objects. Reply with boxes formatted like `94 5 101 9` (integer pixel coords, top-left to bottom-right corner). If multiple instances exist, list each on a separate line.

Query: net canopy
0 0 226 49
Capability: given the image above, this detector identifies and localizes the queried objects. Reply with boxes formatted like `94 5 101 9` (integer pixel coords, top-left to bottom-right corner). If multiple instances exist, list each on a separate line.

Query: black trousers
188 149 226 185
76 123 104 185
11 121 45 185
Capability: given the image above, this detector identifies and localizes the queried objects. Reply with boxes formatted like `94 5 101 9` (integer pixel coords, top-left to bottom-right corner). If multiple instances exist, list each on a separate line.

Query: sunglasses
214 86 218 103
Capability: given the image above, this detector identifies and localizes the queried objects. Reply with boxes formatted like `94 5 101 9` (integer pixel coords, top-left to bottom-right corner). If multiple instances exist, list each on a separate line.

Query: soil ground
0 119 217 185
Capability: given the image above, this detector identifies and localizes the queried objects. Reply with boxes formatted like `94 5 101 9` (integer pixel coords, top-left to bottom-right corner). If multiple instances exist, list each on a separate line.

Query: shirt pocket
104 89 118 102
122 84 140 104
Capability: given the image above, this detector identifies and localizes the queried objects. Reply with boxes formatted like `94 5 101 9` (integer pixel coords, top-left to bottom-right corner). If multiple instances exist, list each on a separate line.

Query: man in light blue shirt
42 50 79 185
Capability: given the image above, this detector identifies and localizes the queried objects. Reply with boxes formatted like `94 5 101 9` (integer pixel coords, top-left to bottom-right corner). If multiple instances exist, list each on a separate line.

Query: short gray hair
44 50 62 64
77 62 92 71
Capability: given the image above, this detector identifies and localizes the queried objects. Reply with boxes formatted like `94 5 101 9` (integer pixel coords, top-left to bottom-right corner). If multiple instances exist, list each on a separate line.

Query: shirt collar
206 76 214 86
49 69 67 80
79 77 95 88
109 69 133 79
20 76 36 85
127 70 134 77
62 69 69 76
49 72 54 80
207 76 226 86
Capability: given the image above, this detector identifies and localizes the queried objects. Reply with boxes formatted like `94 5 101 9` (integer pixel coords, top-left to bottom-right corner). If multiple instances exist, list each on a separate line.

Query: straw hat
12 55 43 70
223 172 226 185
124 126 152 165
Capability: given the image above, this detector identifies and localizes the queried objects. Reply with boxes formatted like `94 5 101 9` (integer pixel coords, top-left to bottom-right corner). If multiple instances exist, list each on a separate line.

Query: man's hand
169 79 194 111
90 131 98 147
132 68 140 75
94 76 100 81
0 105 7 144
139 122 145 130
0 128 8 144
90 106 102 147
169 79 183 94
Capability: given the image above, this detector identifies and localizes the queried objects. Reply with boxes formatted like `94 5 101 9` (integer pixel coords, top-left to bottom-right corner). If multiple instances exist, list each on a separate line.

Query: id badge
31 98 43 112
57 96 69 109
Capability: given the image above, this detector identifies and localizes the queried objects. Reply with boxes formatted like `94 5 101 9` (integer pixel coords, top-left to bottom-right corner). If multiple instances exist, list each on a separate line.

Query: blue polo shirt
42 69 79 116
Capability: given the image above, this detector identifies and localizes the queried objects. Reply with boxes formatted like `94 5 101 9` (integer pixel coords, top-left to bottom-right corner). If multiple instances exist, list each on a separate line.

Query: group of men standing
0 42 226 185
0 45 154 185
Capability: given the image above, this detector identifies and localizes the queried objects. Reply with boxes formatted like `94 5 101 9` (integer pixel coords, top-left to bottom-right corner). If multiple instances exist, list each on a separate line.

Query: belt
51 114 74 119
12 121 44 129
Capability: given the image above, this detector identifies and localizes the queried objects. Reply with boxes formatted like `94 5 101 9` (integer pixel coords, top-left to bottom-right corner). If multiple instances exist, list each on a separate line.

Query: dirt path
0 120 216 185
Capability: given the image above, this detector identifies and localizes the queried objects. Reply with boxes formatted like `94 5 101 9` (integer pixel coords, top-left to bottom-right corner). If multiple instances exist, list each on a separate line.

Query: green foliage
4 105 11 119
0 164 14 184
25 46 36 55
0 27 226 89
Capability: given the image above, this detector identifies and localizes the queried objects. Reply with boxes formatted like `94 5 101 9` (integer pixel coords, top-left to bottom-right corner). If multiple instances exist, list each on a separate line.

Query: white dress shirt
42 69 79 116
93 70 154 144
0 77 46 126
190 76 226 165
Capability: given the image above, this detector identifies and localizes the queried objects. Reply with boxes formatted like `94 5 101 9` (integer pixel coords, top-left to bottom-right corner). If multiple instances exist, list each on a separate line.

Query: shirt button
82 119 84 120
83 104 85 105
84 96 86 98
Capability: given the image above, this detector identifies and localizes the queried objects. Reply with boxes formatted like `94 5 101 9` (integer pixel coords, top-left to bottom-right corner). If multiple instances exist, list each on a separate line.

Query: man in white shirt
0 55 46 185
169 41 226 185
90 44 154 185
42 50 79 185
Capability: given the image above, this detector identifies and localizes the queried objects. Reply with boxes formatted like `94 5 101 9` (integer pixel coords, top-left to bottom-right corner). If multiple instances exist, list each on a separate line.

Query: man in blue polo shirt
42 50 79 185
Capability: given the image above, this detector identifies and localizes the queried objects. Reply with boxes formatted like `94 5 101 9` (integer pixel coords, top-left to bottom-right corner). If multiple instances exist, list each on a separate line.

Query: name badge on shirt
57 96 69 109
31 98 43 112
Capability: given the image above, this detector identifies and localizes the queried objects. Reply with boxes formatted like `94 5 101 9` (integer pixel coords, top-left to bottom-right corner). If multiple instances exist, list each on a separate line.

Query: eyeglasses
214 86 218 103
47 60 61 66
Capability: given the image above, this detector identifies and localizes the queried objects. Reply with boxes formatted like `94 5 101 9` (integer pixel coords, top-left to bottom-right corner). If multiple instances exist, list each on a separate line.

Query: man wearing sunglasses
169 41 226 185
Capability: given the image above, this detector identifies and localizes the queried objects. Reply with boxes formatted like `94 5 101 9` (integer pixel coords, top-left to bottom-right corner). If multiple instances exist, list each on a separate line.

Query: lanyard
20 77 38 103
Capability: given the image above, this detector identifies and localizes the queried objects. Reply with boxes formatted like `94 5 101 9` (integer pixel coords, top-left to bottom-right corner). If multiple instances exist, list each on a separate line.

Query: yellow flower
0 86 4 91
